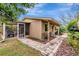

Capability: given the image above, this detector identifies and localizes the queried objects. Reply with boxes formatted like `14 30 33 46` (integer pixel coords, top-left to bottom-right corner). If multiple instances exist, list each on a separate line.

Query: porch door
17 23 25 38
25 23 30 35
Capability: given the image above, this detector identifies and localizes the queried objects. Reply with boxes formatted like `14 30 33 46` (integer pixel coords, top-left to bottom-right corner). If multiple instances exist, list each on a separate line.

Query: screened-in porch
41 20 60 42
0 21 60 43
0 22 28 41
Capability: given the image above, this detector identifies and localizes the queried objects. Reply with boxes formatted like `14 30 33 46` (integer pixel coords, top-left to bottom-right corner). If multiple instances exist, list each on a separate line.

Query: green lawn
0 38 41 56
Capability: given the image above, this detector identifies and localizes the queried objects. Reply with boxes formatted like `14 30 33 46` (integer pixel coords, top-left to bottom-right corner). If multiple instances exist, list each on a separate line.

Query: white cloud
34 3 46 8
24 4 46 16
23 3 74 19
19 3 76 25
65 3 74 6
26 3 73 16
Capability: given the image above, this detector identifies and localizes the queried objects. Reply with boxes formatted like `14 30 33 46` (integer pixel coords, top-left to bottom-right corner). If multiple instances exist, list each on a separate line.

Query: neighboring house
20 17 60 41
1 17 60 42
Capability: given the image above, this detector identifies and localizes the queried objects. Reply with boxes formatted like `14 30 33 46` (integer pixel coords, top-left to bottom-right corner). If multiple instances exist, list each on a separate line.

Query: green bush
59 26 66 35
67 38 79 55
68 32 79 40
66 16 79 55
74 32 79 39
67 32 79 55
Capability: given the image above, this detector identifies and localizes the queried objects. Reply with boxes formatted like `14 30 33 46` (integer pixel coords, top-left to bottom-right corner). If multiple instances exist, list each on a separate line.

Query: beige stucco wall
29 20 42 40
23 18 60 40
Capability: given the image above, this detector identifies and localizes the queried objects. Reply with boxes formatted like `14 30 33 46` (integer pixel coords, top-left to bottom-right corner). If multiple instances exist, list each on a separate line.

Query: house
1 17 60 42
19 17 60 41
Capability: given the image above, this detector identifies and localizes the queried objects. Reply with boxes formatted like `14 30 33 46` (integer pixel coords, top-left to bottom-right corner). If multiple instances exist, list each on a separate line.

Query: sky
19 3 79 25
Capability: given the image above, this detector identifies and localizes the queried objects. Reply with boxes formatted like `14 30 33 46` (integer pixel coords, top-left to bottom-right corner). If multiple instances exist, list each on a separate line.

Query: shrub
67 32 79 55
59 26 66 35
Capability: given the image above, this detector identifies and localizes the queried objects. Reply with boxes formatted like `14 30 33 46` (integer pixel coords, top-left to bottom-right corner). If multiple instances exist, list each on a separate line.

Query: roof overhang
23 17 60 26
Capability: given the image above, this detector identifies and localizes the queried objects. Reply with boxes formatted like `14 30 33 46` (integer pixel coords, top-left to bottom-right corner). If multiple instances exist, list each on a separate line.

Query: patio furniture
6 27 15 38
6 30 14 37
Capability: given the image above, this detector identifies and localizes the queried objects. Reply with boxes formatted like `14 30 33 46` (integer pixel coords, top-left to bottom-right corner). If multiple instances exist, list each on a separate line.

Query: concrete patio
18 33 67 56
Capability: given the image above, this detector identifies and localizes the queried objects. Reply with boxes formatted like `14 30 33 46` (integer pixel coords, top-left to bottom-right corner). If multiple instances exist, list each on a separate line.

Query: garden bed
54 40 75 56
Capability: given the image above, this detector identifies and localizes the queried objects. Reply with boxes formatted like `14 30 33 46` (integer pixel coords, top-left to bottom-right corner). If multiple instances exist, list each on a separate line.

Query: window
45 24 48 31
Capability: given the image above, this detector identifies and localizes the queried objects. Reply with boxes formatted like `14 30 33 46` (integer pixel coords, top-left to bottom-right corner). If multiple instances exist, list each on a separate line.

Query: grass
0 38 41 56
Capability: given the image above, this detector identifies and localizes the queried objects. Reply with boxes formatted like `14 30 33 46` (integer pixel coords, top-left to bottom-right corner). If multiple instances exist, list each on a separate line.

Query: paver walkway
18 34 67 56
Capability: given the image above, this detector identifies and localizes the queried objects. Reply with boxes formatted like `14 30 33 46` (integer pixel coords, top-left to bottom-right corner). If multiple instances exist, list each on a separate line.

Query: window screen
45 24 48 31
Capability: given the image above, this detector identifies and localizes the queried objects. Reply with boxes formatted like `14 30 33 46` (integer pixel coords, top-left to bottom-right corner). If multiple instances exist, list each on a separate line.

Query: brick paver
18 34 67 56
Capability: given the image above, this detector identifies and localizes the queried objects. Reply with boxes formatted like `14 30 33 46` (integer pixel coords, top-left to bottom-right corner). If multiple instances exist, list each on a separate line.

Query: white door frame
17 23 25 39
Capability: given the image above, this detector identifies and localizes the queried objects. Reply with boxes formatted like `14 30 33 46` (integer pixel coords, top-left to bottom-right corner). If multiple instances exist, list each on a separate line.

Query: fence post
2 23 6 40
17 23 19 39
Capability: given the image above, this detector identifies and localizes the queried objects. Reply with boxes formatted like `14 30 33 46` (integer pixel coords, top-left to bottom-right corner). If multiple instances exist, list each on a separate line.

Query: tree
66 19 77 32
59 3 79 25
0 3 35 23
66 12 79 32
59 12 76 25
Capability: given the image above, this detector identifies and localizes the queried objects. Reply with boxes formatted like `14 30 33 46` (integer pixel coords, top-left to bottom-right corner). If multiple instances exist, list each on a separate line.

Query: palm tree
66 19 78 32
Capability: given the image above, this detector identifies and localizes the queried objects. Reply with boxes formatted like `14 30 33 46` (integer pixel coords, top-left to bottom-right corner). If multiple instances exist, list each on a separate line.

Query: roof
23 17 60 26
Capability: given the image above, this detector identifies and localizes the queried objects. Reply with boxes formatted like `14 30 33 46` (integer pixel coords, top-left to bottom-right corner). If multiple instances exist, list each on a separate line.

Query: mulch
54 39 76 56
